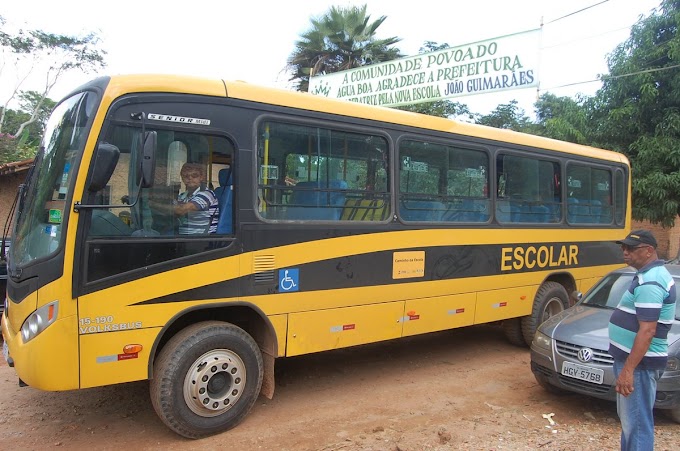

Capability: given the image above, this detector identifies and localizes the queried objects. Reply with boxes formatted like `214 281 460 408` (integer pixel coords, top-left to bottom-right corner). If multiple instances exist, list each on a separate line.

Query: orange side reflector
123 344 143 354
47 304 56 321
520 296 526 300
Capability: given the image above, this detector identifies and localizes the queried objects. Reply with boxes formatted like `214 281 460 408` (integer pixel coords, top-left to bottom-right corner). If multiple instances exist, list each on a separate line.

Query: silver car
530 264 680 423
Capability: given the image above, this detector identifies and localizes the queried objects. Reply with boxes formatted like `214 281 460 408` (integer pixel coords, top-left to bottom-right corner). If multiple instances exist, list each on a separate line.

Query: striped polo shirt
177 187 219 234
608 260 676 370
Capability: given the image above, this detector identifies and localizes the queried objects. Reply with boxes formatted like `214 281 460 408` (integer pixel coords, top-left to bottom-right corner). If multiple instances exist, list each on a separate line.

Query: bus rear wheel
150 321 263 439
502 318 527 347
521 282 569 346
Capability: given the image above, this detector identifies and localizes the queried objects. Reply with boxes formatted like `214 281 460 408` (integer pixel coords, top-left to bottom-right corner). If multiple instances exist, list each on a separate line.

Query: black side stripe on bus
133 241 622 306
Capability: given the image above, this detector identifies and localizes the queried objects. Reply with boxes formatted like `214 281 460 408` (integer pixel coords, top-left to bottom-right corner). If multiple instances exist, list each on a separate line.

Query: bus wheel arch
521 279 570 346
149 304 277 399
150 320 264 439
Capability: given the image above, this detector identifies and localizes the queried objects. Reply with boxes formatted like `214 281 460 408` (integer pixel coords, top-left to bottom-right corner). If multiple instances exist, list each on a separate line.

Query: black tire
150 321 263 439
534 373 568 395
502 318 527 347
521 281 569 346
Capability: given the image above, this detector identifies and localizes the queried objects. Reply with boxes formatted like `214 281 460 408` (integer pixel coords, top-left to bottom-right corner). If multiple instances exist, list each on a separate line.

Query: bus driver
150 163 219 234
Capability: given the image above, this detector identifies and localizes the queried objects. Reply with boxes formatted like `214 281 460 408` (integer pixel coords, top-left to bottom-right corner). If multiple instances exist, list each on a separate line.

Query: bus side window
566 163 612 224
399 140 490 223
398 141 444 222
286 180 348 220
257 120 389 222
495 154 560 223
614 170 626 225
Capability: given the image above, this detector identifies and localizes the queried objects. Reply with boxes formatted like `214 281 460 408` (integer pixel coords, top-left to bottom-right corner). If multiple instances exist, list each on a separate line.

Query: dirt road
0 325 677 450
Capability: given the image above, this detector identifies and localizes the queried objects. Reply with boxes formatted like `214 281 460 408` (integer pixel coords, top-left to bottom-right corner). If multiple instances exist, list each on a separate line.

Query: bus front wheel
150 321 263 439
521 282 569 346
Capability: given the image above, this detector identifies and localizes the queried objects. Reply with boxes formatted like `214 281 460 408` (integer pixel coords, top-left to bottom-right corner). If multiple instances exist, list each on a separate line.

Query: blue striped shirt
177 187 219 234
608 260 676 370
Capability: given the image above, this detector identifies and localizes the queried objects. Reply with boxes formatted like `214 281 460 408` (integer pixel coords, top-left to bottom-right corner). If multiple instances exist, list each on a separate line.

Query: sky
0 0 662 117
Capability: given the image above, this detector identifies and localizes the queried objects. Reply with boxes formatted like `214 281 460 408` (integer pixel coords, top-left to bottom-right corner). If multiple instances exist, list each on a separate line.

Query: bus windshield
10 91 97 272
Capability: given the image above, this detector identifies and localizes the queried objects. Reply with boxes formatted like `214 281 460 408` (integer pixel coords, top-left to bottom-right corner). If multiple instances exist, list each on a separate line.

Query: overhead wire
543 64 680 91
541 25 631 50
538 0 664 95
544 0 610 25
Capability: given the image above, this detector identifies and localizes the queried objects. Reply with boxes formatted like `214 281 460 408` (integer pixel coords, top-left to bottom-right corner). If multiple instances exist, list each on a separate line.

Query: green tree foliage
397 100 472 119
0 109 30 140
1 91 55 144
0 92 56 164
0 134 35 164
476 100 533 132
532 93 590 145
592 0 680 226
287 4 401 92
0 16 106 136
0 16 104 165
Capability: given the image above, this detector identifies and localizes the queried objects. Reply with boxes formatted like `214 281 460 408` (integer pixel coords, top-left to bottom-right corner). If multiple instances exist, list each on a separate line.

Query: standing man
609 229 676 451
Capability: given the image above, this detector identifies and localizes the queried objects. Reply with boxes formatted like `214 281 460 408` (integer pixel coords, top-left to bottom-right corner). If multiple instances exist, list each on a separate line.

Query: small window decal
148 113 210 126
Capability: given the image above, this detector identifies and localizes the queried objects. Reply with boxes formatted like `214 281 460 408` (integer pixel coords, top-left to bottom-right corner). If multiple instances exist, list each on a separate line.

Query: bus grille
253 255 275 283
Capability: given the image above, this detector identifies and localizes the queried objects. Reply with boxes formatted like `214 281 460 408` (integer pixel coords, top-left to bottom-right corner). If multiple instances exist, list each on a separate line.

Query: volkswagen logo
577 347 594 363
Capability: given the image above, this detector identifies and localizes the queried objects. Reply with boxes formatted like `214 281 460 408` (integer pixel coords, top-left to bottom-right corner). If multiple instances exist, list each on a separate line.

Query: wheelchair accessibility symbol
279 268 299 292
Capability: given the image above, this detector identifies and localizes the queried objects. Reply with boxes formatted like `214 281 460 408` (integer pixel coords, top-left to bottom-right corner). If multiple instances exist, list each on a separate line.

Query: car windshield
582 271 680 319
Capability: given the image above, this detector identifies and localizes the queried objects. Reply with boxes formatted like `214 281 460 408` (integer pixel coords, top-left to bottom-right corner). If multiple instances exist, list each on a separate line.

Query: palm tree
287 5 402 92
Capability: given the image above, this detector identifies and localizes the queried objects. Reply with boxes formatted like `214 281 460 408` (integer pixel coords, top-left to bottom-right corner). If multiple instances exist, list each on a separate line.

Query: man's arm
615 319 657 397
171 201 199 215
149 199 199 215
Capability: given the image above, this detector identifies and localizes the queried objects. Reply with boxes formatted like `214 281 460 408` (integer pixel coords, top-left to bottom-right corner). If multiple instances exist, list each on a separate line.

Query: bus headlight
21 301 58 343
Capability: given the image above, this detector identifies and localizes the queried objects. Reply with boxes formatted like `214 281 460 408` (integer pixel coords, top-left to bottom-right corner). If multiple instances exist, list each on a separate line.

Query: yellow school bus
1 74 629 438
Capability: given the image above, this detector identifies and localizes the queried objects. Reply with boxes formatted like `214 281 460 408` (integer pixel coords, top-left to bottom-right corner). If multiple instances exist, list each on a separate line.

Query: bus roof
99 74 627 165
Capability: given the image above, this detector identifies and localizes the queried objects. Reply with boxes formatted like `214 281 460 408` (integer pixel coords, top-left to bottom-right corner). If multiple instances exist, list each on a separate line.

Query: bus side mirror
140 131 157 188
88 143 120 192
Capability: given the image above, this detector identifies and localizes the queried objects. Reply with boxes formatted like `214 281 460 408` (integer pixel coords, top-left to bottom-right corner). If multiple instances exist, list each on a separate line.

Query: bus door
74 100 240 388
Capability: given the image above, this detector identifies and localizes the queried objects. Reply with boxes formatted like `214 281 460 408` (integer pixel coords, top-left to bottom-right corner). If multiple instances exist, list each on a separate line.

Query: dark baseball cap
616 229 657 248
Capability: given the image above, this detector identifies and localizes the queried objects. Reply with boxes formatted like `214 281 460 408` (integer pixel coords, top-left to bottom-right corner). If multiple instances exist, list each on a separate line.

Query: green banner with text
308 29 541 107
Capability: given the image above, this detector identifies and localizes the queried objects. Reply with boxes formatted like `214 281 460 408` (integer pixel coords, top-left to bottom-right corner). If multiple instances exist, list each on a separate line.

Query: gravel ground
1 324 677 450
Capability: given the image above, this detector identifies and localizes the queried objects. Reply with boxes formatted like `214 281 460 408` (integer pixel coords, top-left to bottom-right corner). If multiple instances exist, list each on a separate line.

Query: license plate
561 361 604 384
2 340 8 364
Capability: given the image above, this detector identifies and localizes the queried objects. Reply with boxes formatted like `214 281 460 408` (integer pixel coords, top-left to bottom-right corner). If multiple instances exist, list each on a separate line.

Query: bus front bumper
2 310 80 391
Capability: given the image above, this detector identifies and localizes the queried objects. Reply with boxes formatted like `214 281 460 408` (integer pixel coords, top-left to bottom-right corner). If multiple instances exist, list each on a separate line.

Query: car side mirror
571 290 582 304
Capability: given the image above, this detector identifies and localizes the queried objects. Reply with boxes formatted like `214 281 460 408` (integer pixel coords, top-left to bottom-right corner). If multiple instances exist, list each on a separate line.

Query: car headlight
532 331 552 350
666 356 680 372
20 301 58 343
